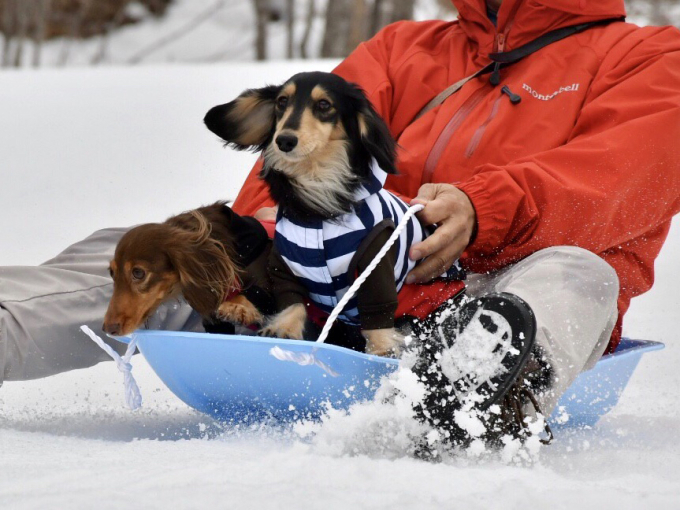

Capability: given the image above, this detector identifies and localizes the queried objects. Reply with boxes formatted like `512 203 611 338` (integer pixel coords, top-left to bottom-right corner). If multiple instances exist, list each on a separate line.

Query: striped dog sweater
274 161 463 325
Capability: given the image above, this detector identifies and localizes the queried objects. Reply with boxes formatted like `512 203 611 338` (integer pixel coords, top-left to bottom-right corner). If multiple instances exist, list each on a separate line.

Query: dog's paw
216 295 263 326
363 328 405 357
260 304 306 340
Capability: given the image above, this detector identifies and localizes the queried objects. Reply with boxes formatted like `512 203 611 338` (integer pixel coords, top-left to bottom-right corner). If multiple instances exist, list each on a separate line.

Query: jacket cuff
456 173 509 255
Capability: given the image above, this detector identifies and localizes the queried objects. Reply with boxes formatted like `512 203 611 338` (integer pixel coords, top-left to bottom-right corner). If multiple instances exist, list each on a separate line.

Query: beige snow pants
0 229 618 417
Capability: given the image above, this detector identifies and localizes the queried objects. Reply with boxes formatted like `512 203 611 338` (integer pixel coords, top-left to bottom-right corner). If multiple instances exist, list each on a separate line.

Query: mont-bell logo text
522 82 580 101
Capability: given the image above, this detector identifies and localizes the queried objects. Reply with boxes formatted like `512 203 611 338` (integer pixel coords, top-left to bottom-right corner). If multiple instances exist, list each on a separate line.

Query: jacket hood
453 0 627 55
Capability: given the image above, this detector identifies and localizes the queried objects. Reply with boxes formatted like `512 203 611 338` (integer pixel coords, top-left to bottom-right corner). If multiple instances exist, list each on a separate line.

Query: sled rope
316 203 425 344
80 325 142 410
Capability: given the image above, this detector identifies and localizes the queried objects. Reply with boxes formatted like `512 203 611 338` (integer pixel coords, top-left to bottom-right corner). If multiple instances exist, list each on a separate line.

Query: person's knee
538 246 619 305
494 246 619 318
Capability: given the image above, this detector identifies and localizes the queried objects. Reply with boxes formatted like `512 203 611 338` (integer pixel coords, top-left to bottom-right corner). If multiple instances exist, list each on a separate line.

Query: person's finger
414 196 461 227
409 221 456 260
254 206 278 221
410 183 439 205
406 239 465 284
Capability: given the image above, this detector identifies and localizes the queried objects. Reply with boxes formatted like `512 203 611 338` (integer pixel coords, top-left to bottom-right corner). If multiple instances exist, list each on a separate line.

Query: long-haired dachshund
204 72 455 356
103 202 274 337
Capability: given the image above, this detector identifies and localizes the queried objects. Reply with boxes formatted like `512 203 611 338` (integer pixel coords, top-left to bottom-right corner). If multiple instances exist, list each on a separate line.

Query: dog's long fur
204 73 405 356
103 202 269 336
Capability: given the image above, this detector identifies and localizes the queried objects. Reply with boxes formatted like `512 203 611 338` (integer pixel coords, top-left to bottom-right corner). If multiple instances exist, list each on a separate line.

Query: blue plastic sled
123 331 663 429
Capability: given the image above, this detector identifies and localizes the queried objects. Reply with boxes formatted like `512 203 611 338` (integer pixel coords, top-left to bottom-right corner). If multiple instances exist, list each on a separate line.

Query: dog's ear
357 101 397 174
204 84 281 152
165 213 240 317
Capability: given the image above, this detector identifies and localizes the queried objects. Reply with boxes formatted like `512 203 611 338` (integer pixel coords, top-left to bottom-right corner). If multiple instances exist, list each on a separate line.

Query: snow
437 307 515 391
1 61 680 508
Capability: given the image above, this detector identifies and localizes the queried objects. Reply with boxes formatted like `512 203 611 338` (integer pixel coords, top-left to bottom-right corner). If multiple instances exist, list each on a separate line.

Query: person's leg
464 246 620 416
0 228 202 385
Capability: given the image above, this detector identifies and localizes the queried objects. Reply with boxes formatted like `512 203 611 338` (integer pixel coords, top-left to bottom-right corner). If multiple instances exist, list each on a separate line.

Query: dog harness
275 161 464 325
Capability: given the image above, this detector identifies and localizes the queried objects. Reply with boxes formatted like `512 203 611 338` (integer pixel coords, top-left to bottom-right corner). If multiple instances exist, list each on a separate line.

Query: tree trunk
389 0 415 23
370 0 385 38
299 0 314 59
285 0 294 59
345 0 367 56
321 0 353 58
1 0 15 67
253 0 268 61
12 0 30 67
58 0 91 66
32 0 53 68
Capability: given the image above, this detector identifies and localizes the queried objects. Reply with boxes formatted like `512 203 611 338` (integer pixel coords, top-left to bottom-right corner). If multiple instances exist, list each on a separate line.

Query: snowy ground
1 62 679 509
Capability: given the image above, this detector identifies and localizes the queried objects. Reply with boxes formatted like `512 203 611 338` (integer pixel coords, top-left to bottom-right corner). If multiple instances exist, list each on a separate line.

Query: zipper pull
501 85 521 104
496 33 506 52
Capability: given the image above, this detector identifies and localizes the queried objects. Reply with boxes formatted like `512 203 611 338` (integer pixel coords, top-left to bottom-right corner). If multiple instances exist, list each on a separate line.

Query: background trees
0 0 673 67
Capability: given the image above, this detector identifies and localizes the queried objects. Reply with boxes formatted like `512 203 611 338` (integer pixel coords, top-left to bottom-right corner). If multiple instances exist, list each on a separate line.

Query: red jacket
233 0 680 352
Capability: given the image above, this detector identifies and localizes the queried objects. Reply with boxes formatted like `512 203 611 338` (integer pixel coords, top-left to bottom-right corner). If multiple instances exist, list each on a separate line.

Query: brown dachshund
103 202 273 336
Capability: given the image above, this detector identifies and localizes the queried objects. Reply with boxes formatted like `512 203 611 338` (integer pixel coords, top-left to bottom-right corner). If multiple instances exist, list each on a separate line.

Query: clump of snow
437 307 514 396
293 365 430 460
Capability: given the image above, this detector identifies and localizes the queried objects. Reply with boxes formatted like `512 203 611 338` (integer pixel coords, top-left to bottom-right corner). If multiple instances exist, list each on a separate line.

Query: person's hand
254 206 278 222
405 183 476 284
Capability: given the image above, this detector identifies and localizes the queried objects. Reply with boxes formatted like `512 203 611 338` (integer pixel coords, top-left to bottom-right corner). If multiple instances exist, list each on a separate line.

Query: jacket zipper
465 96 503 158
421 86 488 184
466 86 522 159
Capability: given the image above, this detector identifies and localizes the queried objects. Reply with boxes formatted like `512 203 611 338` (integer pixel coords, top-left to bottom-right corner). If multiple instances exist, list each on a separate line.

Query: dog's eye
131 268 146 280
108 267 114 279
316 100 331 112
276 96 288 109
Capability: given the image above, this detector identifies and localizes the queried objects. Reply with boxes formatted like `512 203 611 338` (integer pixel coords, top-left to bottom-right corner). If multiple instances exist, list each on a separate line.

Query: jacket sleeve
457 27 680 273
232 25 400 216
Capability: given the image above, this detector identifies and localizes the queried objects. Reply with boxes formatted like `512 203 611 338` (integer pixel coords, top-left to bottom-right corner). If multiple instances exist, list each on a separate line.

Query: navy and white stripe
275 160 464 325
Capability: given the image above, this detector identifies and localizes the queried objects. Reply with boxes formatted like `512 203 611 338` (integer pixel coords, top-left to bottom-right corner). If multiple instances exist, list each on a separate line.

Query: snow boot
409 292 553 453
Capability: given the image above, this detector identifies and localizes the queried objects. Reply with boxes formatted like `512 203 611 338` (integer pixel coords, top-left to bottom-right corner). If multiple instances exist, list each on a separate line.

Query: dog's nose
102 322 121 336
276 134 298 153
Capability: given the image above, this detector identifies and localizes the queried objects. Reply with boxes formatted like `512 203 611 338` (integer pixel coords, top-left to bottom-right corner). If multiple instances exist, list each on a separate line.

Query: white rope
80 325 142 410
315 203 425 344
269 345 339 377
